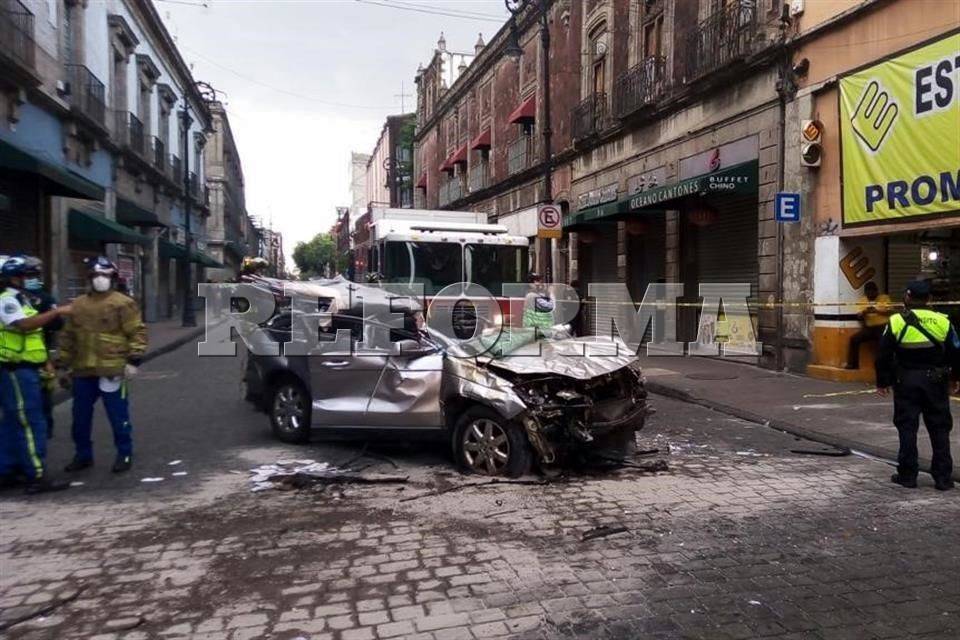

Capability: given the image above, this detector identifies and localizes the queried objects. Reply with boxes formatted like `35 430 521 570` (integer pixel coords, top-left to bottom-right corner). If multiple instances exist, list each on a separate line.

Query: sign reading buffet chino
840 30 960 225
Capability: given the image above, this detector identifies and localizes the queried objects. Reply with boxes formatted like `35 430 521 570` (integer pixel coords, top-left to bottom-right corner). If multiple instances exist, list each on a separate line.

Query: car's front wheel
270 378 311 444
453 407 531 478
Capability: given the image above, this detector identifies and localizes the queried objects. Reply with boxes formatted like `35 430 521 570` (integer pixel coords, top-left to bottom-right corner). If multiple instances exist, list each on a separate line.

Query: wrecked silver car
243 278 648 477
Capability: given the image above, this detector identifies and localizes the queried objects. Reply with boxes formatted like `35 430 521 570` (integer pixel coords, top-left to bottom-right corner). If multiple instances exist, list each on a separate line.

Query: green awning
224 240 246 258
564 160 759 228
69 209 151 246
192 250 223 268
0 139 106 201
116 198 164 227
158 238 223 267
159 238 187 260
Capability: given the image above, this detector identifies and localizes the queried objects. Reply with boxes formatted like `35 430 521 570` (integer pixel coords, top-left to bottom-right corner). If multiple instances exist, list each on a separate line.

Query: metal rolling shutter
585 224 621 337
886 238 921 296
695 196 759 298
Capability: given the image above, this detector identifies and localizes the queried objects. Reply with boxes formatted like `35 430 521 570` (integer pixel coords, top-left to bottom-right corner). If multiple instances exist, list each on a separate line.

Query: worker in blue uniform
0 256 71 493
20 256 63 438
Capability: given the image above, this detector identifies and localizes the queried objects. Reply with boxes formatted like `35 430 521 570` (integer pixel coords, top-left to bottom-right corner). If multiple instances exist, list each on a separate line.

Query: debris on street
790 446 852 457
398 478 549 502
582 525 629 542
249 460 408 492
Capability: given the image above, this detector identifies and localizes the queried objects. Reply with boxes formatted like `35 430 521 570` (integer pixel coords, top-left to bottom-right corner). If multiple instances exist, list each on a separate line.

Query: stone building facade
413 6 583 280
365 113 416 210
204 99 254 281
0 0 223 322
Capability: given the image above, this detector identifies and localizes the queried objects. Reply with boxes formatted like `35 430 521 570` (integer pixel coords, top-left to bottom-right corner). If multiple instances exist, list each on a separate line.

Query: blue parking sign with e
775 192 801 222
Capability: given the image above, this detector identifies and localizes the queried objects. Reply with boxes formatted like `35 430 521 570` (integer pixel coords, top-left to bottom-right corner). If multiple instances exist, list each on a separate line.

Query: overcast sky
158 0 511 261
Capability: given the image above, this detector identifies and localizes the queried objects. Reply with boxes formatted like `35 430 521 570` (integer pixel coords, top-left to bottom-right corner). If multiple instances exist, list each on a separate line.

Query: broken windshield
383 241 463 296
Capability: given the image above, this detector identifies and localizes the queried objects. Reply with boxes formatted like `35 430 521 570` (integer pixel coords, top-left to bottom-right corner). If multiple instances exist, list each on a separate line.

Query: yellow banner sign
840 31 960 225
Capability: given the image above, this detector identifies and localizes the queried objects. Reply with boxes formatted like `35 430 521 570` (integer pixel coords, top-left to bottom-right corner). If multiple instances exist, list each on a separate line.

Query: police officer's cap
0 255 28 276
906 279 932 298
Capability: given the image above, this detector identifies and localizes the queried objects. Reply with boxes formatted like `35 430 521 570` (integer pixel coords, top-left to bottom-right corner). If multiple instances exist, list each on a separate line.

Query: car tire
269 378 311 444
453 406 531 478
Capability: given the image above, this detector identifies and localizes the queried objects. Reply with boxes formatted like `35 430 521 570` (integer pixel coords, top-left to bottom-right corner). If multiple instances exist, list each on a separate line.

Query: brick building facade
413 0 797 369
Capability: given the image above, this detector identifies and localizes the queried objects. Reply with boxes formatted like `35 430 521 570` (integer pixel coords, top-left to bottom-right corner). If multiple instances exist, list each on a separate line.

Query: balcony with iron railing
681 0 759 81
65 64 106 128
151 137 164 172
189 171 201 201
127 113 145 157
469 161 490 193
171 155 183 185
571 93 608 142
438 176 463 207
507 135 535 176
0 0 37 77
614 56 667 119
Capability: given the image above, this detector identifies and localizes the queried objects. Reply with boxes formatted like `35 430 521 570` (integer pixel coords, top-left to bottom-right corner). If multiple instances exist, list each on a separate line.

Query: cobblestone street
2 371 959 640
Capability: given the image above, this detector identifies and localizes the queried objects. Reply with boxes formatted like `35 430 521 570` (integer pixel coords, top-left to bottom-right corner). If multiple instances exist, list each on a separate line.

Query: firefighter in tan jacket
59 257 147 474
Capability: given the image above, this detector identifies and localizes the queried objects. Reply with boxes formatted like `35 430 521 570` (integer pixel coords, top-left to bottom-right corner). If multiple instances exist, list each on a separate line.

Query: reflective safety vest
0 290 47 365
889 309 951 348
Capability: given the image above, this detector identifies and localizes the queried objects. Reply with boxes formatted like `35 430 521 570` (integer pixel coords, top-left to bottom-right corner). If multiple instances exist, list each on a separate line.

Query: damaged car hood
484 336 637 379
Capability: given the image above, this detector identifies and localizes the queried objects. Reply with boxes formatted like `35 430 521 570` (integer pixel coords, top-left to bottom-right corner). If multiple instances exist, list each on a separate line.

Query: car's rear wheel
270 378 311 444
453 407 531 478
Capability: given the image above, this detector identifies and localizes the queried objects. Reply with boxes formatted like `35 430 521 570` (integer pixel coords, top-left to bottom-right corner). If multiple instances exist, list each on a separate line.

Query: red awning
470 129 491 150
416 172 427 188
449 144 468 165
508 95 536 124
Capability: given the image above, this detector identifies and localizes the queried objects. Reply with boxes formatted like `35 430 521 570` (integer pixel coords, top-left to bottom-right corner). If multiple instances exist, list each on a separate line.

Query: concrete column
103 187 119 263
143 229 159 322
48 197 70 301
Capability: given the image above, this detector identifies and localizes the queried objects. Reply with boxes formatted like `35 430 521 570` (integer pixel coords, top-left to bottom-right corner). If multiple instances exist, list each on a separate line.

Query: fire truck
352 207 530 335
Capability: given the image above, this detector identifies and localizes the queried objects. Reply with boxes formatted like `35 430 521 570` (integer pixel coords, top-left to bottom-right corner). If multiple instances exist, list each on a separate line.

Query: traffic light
800 119 823 167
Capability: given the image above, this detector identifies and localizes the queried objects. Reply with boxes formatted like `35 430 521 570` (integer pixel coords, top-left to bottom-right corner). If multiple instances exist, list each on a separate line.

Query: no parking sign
538 204 562 239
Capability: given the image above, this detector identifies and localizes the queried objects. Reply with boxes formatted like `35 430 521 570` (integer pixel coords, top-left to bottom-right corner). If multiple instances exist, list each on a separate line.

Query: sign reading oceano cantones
840 31 960 225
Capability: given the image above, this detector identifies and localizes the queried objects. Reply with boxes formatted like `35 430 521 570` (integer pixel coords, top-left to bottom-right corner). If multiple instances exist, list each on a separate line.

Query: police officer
876 280 958 491
59 257 147 474
20 256 63 438
0 256 71 493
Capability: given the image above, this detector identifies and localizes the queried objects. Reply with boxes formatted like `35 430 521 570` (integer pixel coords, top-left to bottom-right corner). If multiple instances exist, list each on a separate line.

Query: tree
292 233 341 279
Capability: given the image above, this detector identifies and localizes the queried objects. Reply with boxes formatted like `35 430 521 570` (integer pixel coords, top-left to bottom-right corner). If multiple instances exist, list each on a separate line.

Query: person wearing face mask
0 255 72 494
19 257 63 439
58 257 147 474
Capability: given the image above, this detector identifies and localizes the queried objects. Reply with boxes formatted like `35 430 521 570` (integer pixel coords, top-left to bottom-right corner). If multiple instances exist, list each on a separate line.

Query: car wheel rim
462 418 510 475
274 386 305 433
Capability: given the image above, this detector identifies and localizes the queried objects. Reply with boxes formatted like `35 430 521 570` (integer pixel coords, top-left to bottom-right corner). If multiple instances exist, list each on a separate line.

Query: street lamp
505 0 554 280
179 94 196 327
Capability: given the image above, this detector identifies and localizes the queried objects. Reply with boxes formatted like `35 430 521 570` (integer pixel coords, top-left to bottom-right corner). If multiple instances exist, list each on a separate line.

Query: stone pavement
637 353 960 480
2 395 959 640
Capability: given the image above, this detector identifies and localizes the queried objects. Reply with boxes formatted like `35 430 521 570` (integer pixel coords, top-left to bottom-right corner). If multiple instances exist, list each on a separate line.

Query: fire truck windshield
383 241 463 295
465 244 529 296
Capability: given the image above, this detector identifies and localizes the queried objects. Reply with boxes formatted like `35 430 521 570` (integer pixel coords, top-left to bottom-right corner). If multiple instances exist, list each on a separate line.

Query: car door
309 315 389 426
364 339 444 428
